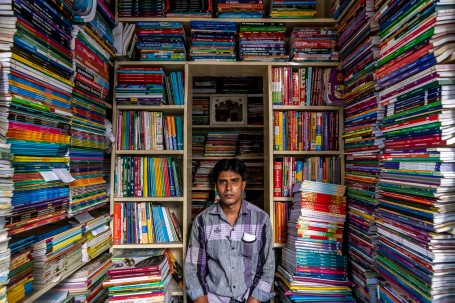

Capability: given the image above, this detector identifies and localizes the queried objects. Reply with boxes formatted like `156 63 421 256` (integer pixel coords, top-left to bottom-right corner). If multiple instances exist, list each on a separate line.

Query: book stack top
118 0 165 18
216 0 264 18
164 0 213 18
270 0 317 19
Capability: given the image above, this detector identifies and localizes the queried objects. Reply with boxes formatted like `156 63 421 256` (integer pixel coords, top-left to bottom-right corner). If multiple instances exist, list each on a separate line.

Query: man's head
212 158 247 207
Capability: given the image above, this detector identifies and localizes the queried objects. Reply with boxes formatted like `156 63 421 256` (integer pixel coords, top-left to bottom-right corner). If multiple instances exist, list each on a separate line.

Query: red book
108 254 168 276
113 203 122 244
273 161 282 197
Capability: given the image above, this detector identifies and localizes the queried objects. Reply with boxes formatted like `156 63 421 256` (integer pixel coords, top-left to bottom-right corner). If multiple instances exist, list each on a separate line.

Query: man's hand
193 295 209 303
246 296 261 303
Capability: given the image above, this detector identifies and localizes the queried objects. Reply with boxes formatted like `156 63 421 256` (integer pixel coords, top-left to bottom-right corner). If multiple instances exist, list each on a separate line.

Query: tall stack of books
135 22 187 61
54 252 112 302
6 235 35 303
270 0 317 18
190 21 238 61
289 27 339 62
373 1 455 302
203 131 239 157
164 0 213 18
6 0 74 235
76 211 112 262
118 0 165 17
104 250 174 303
216 0 264 18
192 94 210 125
275 181 355 303
69 0 114 217
333 0 381 301
238 22 287 62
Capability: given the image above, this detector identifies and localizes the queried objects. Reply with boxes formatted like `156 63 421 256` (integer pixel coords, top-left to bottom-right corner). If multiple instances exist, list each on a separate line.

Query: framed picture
210 94 247 126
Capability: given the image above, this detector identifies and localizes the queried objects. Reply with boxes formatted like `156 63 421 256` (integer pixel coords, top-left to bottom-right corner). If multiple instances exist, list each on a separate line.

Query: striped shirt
184 200 275 302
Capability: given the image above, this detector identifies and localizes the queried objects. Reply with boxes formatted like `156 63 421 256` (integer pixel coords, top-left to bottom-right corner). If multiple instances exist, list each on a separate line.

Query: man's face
215 170 246 207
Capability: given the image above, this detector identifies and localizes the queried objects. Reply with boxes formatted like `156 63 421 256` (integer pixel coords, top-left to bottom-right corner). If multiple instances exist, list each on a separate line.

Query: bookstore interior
0 0 454 302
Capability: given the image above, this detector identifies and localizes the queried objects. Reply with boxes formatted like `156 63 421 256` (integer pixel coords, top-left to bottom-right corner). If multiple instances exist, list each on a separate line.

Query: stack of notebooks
104 249 176 303
135 22 186 61
334 0 381 301
270 0 317 18
116 67 184 106
203 131 239 157
275 181 355 303
76 212 112 263
164 0 213 18
190 21 238 61
6 0 74 235
216 0 264 18
289 27 339 62
238 22 287 62
6 235 35 303
31 223 85 290
54 252 112 303
374 0 455 302
118 0 165 17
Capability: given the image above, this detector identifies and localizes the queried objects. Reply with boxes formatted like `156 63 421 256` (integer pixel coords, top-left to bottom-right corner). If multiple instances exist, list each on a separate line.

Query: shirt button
233 285 236 289
231 247 234 250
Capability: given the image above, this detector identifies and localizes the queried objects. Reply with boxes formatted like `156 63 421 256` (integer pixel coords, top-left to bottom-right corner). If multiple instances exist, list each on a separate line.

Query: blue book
157 205 170 242
167 158 176 197
152 205 164 242
175 116 183 150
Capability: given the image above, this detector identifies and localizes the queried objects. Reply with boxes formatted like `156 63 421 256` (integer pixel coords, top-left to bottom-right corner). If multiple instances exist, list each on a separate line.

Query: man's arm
184 216 210 301
249 218 275 302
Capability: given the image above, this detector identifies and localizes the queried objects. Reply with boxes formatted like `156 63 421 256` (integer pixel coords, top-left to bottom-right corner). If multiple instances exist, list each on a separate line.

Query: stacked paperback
216 0 264 18
203 131 239 157
117 0 165 17
289 27 339 62
270 0 317 18
76 212 112 262
238 23 287 62
190 21 238 61
135 22 186 61
275 180 355 303
333 0 381 301
164 0 213 17
374 0 455 302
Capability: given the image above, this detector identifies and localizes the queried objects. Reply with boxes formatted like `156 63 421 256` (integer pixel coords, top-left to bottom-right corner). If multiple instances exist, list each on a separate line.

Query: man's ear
242 180 246 191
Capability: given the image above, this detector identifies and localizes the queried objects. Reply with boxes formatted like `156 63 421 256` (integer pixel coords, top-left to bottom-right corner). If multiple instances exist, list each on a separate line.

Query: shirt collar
209 200 250 217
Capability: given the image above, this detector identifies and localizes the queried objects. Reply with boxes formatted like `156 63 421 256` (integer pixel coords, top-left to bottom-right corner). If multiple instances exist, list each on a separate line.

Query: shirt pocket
241 238 258 258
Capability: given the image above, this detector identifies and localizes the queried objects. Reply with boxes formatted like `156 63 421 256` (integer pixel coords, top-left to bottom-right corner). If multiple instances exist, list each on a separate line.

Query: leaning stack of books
270 0 317 18
333 0 381 301
54 252 112 303
135 22 187 61
6 235 35 303
104 250 173 303
238 22 287 62
216 0 264 18
275 181 355 303
374 0 455 302
289 27 339 62
190 21 238 61
77 211 112 262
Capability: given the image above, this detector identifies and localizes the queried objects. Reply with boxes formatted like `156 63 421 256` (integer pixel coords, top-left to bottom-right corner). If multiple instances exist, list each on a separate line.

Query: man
184 158 275 303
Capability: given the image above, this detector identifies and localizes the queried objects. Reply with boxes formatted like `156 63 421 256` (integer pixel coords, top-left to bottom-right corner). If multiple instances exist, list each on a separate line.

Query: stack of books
334 0 381 301
192 160 218 190
104 250 174 303
54 252 111 302
216 0 264 18
76 212 112 262
135 22 187 61
192 95 210 125
374 0 455 302
270 0 317 18
238 22 287 62
164 0 213 18
247 94 264 125
238 133 264 157
275 181 355 303
191 134 206 157
289 28 339 62
6 0 74 235
190 21 238 61
203 131 239 157
6 235 35 303
118 0 165 17
192 77 217 94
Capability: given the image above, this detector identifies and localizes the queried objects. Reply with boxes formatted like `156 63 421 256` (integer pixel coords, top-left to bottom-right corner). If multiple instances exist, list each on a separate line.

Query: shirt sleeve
184 215 209 300
249 217 275 302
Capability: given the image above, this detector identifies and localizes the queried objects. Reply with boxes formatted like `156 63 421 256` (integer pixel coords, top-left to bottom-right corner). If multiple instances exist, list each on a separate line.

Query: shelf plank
274 243 286 248
116 105 184 113
112 242 184 249
192 187 264 191
192 125 264 129
273 105 341 111
273 197 293 202
114 60 340 68
115 150 184 156
191 156 264 160
273 151 343 156
114 197 185 202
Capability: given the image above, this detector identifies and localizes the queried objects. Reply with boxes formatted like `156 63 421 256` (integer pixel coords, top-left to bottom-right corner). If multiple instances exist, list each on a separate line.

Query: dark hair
212 158 247 182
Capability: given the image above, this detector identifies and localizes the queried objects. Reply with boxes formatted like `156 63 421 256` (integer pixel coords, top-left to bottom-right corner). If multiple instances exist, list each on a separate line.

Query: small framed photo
210 94 247 126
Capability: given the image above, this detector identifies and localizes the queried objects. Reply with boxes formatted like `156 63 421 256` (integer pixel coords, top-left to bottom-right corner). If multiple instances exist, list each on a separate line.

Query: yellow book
143 157 148 197
154 157 163 196
146 202 155 243
140 202 148 243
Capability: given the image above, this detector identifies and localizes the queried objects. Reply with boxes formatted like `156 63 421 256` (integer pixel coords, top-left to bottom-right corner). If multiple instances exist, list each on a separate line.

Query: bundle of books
135 22 187 61
247 94 264 125
104 250 175 303
289 27 339 62
75 212 112 262
190 21 238 61
6 0 74 235
374 0 455 302
164 0 213 18
114 156 182 198
54 252 112 303
334 0 381 301
238 133 264 157
113 203 182 244
118 0 165 17
275 181 355 303
270 0 317 18
192 76 217 94
203 131 239 157
192 160 218 190
31 223 85 290
6 235 34 303
216 0 264 18
192 95 210 125
238 23 287 62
